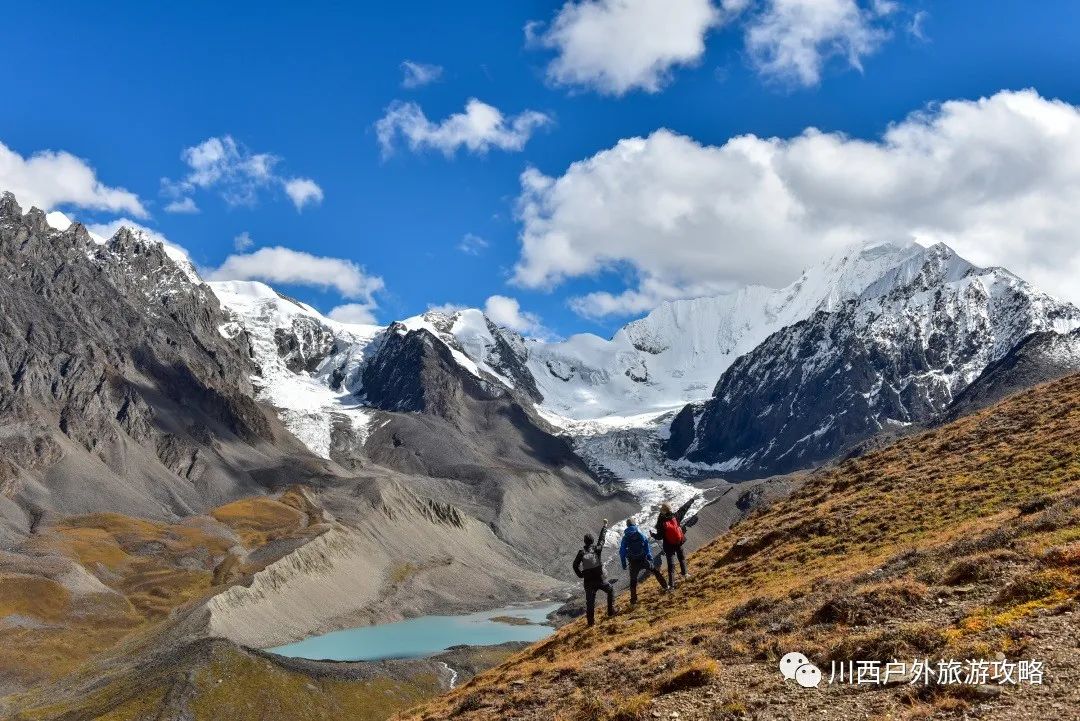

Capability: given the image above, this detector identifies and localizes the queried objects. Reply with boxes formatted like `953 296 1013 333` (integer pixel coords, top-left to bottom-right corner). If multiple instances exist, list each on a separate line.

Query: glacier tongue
209 280 383 459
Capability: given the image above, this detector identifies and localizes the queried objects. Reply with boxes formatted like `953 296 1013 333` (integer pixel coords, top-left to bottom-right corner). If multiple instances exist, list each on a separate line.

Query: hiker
573 520 615 626
652 503 689 589
620 521 667 605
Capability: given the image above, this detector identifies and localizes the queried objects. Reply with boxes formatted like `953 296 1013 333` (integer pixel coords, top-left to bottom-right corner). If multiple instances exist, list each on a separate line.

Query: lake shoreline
268 601 564 663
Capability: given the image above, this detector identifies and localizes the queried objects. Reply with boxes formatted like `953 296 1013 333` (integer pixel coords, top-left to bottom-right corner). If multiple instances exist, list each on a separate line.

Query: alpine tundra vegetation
4 2 1080 720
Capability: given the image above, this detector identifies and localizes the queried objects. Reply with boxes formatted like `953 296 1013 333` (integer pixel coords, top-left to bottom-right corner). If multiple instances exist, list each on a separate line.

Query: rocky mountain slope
400 372 1080 721
0 192 313 548
947 327 1080 419
0 192 636 706
208 282 637 578
666 243 1080 478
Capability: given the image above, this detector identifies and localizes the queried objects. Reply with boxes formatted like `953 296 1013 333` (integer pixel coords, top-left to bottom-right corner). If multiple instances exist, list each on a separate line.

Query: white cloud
401 60 444 88
163 135 322 212
513 89 1080 315
207 247 385 303
745 0 892 86
458 232 489 255
484 295 544 333
0 140 146 217
532 0 734 96
328 303 379 325
164 197 199 214
376 99 551 157
233 231 254 251
283 177 324 210
909 10 929 41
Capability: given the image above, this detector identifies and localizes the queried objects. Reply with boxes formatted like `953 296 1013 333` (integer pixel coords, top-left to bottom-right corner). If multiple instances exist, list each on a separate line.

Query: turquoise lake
269 602 561 661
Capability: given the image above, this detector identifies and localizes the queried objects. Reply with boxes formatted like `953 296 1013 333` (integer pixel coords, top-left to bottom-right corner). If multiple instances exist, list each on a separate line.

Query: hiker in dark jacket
573 521 615 626
620 521 667 605
651 503 689 589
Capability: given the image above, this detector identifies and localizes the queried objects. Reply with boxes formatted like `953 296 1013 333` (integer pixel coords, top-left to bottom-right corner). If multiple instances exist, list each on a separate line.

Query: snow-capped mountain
206 237 1080 483
518 240 928 423
667 243 1080 477
209 280 384 459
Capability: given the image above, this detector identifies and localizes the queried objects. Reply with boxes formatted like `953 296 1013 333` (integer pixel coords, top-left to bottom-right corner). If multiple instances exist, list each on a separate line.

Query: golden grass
0 488 320 697
211 496 307 546
0 573 71 621
400 373 1080 720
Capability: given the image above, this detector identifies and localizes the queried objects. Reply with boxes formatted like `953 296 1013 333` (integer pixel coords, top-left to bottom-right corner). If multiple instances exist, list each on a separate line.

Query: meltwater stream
269 602 561 662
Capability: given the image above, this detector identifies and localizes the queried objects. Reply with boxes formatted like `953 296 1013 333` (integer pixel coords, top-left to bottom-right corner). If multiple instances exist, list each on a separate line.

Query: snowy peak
670 242 1080 478
518 239 932 422
859 242 976 301
206 233 1080 481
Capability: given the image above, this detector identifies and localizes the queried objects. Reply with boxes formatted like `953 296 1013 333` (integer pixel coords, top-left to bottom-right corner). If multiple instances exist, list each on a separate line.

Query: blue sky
5 1 1080 337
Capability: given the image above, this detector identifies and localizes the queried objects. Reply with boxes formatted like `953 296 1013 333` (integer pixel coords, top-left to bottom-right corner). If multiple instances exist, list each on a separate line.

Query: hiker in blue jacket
620 521 668 605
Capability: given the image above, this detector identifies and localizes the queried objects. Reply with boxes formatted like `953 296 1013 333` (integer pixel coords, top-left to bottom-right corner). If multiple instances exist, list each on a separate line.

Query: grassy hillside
0 487 326 694
399 374 1080 721
3 375 1077 720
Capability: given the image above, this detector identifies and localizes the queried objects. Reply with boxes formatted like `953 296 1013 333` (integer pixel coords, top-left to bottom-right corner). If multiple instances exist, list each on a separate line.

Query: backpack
579 550 602 575
625 528 649 561
662 516 685 545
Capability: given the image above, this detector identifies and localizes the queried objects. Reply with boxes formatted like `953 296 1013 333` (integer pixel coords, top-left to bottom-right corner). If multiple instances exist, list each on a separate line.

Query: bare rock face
0 192 289 532
357 324 636 576
946 327 1080 419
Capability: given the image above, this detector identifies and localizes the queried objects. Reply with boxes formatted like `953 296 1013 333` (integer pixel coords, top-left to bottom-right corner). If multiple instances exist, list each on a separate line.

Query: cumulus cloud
745 0 893 86
283 177 324 210
484 295 544 334
401 60 444 88
206 247 385 304
327 303 379 325
513 89 1080 315
531 0 738 96
376 99 551 157
458 232 489 255
233 231 254 251
162 135 323 212
0 140 146 217
164 196 199 214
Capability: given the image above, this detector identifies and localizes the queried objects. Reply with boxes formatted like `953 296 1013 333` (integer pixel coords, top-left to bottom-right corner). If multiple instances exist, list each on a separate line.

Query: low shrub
655 656 719 695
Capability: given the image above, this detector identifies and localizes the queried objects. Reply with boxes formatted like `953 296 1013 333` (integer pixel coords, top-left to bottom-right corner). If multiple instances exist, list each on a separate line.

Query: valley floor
4 371 1078 720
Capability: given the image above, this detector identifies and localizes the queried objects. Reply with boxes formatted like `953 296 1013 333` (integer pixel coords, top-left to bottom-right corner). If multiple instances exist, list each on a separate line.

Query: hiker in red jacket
652 503 689 589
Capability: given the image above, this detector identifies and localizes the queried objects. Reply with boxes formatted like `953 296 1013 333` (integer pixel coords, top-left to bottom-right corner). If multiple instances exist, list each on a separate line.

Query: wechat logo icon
780 651 822 689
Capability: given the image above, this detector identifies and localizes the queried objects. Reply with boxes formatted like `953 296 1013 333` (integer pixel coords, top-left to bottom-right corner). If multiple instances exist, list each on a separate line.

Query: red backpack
662 516 685 545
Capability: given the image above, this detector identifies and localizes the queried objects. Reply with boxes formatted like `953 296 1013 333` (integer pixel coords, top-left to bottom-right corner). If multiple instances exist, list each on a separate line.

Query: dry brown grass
399 373 1080 720
654 656 718 695
0 488 321 695
210 496 307 546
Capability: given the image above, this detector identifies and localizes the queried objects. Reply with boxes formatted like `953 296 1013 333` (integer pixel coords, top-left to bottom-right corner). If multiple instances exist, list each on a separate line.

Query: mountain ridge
667 243 1080 477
